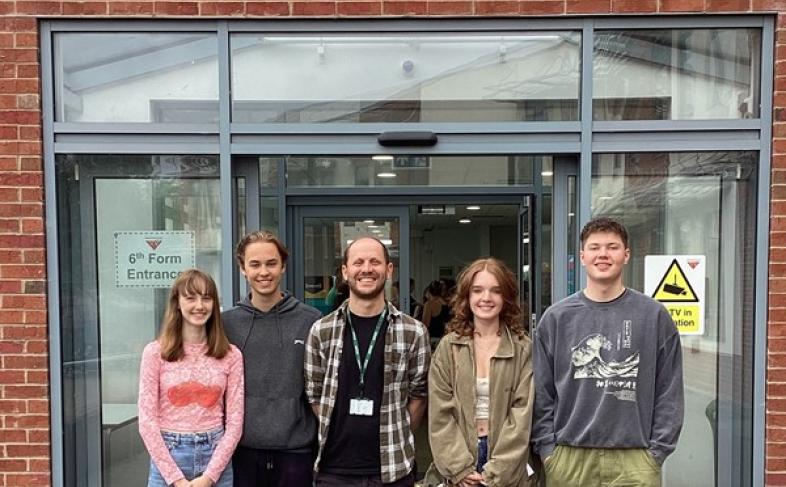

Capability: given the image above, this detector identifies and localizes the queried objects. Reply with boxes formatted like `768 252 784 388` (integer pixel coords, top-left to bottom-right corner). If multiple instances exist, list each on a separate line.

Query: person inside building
421 279 451 344
427 257 535 487
532 217 684 486
305 236 431 487
222 231 322 487
138 269 244 487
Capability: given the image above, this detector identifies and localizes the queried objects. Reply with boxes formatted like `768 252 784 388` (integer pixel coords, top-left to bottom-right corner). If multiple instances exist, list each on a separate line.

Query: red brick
24 311 47 326
383 1 428 14
23 250 44 264
154 2 199 15
17 64 38 79
0 310 24 324
0 95 17 109
200 1 244 15
21 218 43 234
2 355 47 370
20 157 41 172
0 2 14 15
0 125 17 139
16 1 62 15
21 189 42 203
337 2 383 15
26 370 48 383
63 2 109 15
108 2 155 14
3 326 46 339
293 1 337 14
566 0 611 12
5 444 49 457
0 280 22 293
475 0 519 13
0 264 45 278
0 188 19 202
18 94 39 110
427 1 473 13
706 0 750 8
26 341 48 355
0 459 27 472
28 430 49 443
15 33 38 48
246 1 291 15
29 459 50 472
28 401 50 415
0 400 26 414
0 203 42 219
0 173 41 187
19 126 41 141
0 370 25 384
4 474 50 486
0 218 19 233
0 429 26 443
8 415 50 429
4 386 48 400
3 295 45 309
770 353 786 367
660 0 704 10
768 457 786 471
0 34 13 49
519 0 564 13
753 0 786 9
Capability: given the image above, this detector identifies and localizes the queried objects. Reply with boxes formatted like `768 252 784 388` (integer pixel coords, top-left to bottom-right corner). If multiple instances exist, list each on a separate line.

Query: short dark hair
342 236 390 265
236 231 289 267
580 217 629 249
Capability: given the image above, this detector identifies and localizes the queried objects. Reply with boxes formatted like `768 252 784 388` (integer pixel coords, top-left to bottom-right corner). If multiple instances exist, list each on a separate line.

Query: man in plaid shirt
305 236 431 486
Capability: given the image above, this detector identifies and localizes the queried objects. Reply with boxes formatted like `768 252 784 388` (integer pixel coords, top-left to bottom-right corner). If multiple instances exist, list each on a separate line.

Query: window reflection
54 33 219 123
231 33 580 123
593 30 761 120
592 151 757 486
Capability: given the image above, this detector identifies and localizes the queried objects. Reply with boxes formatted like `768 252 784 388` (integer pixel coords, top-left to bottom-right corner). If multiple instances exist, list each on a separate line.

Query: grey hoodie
222 292 322 452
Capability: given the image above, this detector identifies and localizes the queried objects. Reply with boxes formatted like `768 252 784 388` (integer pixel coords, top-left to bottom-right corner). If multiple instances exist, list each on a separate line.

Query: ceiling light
372 155 394 161
466 205 481 211
367 224 379 228
381 239 393 245
598 195 613 200
363 219 375 224
541 171 554 177
377 172 396 178
459 218 471 224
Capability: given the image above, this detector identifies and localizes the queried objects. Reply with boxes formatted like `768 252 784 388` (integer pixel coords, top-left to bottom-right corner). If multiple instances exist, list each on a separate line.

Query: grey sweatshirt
222 292 322 452
532 289 684 465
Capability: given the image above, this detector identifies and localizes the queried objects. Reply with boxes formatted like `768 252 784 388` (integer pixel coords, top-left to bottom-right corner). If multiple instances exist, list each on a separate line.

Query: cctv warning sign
644 256 705 336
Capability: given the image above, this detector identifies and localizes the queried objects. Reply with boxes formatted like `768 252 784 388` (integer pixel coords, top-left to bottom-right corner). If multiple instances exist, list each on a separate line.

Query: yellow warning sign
651 259 698 303
665 305 701 334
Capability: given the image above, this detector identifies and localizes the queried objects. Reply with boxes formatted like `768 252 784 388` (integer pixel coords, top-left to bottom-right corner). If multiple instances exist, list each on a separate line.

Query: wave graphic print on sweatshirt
570 333 639 379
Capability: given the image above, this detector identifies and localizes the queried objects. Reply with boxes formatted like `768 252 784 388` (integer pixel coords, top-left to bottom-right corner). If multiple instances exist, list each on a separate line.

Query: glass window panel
592 151 757 486
231 33 580 123
281 155 537 187
261 196 279 236
593 29 761 120
54 33 219 123
56 155 221 487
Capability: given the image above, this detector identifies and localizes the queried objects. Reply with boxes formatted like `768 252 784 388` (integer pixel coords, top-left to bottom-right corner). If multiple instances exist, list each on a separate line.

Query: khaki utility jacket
428 327 535 487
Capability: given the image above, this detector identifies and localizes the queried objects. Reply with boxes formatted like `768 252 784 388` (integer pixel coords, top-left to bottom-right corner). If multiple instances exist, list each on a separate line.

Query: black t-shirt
320 311 388 475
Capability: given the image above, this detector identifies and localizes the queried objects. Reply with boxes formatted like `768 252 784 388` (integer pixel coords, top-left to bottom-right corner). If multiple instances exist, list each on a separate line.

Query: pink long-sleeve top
138 340 244 485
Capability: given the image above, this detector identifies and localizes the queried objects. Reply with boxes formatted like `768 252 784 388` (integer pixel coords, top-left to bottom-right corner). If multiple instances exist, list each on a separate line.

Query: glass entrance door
293 207 409 313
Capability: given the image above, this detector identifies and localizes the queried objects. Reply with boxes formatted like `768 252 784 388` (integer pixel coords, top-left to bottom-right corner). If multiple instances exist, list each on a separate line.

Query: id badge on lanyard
347 309 386 417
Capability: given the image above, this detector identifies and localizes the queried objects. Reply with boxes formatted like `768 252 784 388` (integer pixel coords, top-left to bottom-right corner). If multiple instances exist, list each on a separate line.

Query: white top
475 377 490 420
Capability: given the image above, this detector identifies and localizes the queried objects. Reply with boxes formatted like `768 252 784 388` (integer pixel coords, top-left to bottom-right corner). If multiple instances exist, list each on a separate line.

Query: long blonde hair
158 269 230 362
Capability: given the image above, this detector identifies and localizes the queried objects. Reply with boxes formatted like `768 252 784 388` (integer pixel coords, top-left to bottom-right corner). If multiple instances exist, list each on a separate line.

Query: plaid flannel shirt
304 301 431 483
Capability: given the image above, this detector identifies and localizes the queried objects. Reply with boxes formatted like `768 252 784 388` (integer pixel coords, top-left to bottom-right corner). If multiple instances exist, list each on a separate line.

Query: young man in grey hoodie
533 218 684 486
222 231 322 487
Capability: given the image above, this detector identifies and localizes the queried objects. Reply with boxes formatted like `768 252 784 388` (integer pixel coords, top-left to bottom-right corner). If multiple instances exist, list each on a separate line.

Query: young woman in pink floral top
138 269 244 487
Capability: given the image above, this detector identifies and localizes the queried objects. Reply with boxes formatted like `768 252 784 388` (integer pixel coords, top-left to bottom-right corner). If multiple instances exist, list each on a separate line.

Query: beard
347 273 387 300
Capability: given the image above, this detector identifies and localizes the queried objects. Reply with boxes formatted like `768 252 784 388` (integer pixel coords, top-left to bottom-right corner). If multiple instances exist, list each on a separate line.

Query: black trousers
315 470 415 487
232 446 314 487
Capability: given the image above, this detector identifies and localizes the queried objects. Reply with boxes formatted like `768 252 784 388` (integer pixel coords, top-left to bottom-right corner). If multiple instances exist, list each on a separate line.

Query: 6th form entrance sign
644 255 706 336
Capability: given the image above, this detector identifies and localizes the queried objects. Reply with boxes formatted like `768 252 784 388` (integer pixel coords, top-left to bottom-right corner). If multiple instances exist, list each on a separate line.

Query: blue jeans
147 428 233 487
477 436 488 474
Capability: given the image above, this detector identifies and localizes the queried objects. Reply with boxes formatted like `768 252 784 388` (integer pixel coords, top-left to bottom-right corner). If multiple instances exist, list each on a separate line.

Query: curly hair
580 217 628 249
446 257 526 339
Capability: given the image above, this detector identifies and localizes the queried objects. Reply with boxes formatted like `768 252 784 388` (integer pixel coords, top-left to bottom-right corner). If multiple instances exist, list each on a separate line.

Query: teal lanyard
346 309 387 396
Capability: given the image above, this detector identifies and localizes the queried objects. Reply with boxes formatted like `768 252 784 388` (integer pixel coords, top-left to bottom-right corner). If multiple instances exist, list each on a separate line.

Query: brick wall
0 0 781 485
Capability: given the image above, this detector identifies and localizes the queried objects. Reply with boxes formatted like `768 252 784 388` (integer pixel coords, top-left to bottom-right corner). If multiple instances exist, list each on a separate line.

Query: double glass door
291 199 538 329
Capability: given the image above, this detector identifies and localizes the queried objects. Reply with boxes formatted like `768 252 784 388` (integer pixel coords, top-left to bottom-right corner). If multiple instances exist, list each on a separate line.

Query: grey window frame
42 15 773 487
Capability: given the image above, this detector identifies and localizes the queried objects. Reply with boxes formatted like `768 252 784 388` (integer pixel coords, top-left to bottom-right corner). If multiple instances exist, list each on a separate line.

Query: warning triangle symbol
652 259 699 303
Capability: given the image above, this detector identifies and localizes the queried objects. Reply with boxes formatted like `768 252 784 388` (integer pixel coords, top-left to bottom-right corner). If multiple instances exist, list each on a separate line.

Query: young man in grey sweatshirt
222 231 322 487
533 218 684 486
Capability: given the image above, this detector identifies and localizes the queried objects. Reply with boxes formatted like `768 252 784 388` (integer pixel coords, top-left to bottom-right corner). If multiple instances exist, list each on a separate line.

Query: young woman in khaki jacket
427 258 535 487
